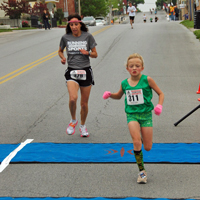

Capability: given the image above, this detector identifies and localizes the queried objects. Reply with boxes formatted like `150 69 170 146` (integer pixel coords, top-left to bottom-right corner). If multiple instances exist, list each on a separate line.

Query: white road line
0 139 34 173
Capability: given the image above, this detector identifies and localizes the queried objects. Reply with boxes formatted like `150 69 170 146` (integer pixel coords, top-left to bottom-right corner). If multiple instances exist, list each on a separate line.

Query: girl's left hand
154 104 163 116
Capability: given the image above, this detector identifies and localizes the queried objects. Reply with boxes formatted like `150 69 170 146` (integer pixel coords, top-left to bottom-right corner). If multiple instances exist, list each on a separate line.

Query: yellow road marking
0 51 57 81
0 54 58 84
0 26 111 85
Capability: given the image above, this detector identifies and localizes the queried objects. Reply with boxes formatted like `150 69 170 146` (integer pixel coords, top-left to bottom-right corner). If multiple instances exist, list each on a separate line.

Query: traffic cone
197 83 200 94
198 98 200 101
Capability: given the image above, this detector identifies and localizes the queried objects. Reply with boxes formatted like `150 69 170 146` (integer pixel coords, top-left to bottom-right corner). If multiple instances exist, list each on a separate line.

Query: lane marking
0 51 57 81
0 26 111 85
0 54 58 84
0 139 34 173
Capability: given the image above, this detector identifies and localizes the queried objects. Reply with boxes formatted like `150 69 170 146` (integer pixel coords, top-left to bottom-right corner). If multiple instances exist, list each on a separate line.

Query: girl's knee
143 144 152 151
133 140 142 149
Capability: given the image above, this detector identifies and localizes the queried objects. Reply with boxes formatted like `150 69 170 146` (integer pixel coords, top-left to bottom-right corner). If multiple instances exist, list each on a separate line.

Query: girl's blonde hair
126 53 144 67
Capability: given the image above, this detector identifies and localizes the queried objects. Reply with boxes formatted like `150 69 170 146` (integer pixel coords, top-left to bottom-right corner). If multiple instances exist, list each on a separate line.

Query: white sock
72 119 77 123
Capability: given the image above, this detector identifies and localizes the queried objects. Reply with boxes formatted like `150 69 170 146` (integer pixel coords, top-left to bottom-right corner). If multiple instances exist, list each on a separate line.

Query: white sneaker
137 170 147 184
79 125 89 137
66 120 78 135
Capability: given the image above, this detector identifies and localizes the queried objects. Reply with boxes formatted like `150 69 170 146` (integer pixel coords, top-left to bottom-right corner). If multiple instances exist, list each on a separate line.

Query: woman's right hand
103 91 111 99
61 57 66 65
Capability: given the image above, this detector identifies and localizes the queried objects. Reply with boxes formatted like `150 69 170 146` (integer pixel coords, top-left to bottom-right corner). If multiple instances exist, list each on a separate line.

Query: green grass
180 20 194 29
0 29 13 32
180 20 200 40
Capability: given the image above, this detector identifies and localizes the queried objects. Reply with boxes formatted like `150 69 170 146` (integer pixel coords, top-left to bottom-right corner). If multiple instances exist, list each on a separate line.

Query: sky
137 0 157 12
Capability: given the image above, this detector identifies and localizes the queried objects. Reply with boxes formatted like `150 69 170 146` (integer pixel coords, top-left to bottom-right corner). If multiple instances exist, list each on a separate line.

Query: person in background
127 2 137 29
43 10 50 30
174 5 179 20
169 4 174 20
155 15 158 22
143 14 147 23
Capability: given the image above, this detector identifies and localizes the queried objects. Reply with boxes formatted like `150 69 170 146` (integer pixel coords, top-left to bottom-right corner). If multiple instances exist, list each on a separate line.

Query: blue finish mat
0 197 197 200
1 143 200 163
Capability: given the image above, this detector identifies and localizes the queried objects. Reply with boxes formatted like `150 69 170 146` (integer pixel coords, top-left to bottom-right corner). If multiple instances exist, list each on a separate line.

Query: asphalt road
0 10 200 199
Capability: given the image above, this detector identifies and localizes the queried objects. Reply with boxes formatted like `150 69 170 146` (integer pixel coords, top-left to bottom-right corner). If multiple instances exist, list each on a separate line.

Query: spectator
43 10 50 30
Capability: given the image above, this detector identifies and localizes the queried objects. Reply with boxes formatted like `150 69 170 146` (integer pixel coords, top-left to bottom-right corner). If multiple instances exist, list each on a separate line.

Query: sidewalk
114 16 129 25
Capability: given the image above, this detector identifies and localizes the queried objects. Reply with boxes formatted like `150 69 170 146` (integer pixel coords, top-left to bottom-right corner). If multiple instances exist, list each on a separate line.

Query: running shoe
79 125 89 137
137 170 147 184
66 120 78 135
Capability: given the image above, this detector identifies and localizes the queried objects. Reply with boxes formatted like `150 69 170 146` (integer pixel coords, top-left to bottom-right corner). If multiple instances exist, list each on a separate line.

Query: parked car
95 17 106 25
82 16 96 26
96 19 104 26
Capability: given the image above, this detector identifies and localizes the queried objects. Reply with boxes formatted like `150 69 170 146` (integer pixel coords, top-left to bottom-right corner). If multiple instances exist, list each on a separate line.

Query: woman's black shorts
65 66 94 87
129 16 135 21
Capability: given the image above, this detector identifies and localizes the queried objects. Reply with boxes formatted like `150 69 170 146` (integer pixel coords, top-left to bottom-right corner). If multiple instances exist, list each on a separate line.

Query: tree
110 0 144 11
108 0 122 8
156 0 165 8
54 8 64 25
80 0 109 17
30 2 48 20
0 0 31 19
156 0 176 7
131 0 145 8
79 0 145 18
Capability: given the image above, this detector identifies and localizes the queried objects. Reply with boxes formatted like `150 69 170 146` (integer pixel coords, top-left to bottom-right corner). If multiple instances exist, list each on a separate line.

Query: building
178 0 200 20
55 0 75 18
0 0 5 17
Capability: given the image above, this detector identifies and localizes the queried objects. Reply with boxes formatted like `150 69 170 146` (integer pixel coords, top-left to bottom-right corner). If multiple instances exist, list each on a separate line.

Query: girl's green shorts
126 111 153 127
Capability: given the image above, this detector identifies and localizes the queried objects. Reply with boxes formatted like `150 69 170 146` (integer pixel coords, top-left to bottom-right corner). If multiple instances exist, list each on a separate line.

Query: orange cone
198 98 200 101
197 83 200 94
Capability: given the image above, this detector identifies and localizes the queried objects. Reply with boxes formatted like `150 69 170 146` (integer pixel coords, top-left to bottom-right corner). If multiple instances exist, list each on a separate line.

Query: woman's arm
79 46 98 58
58 47 66 65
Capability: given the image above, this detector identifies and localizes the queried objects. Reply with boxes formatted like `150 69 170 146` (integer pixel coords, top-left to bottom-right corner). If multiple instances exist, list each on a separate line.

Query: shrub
194 30 200 40
54 8 64 25
22 20 29 27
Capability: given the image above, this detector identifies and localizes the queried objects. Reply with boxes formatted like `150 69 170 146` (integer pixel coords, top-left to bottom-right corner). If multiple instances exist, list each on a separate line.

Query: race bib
126 89 144 105
70 70 86 80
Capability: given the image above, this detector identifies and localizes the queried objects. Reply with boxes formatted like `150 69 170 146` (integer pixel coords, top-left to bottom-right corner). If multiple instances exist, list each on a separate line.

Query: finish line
0 197 197 200
1 143 200 163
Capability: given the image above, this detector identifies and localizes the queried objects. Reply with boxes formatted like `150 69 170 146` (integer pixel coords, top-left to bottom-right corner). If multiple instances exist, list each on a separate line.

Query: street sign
179 4 186 8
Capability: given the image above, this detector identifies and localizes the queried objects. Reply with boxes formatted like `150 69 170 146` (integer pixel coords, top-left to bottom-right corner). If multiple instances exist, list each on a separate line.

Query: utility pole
109 4 112 25
78 0 81 16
